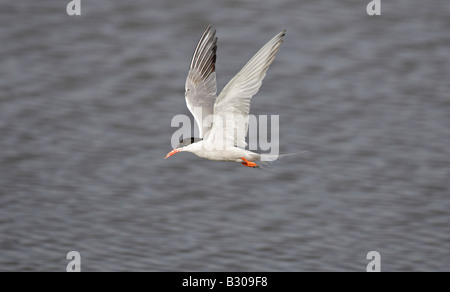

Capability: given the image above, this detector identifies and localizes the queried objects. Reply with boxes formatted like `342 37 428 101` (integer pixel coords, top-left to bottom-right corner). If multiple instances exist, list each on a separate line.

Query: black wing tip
189 24 218 80
276 30 286 42
204 25 216 38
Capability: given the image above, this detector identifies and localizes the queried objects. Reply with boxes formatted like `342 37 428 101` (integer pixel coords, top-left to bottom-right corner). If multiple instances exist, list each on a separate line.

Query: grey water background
0 0 449 271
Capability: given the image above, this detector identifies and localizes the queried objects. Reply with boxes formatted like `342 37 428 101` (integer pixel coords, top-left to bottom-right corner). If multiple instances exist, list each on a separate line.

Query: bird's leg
241 157 258 168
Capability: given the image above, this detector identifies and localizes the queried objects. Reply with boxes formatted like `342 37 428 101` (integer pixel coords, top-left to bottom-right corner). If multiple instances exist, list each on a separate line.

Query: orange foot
241 157 258 168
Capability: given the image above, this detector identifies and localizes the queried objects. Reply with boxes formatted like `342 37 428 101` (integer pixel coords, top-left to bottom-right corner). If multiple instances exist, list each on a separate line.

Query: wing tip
188 25 219 84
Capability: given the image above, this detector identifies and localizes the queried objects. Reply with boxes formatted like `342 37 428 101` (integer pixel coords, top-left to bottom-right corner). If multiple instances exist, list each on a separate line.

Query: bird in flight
165 25 286 168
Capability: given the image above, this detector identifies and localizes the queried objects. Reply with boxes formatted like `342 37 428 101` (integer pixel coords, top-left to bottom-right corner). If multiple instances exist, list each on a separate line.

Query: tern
165 26 287 168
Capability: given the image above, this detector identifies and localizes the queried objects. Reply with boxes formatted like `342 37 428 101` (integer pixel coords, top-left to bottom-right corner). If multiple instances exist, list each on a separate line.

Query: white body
183 141 260 162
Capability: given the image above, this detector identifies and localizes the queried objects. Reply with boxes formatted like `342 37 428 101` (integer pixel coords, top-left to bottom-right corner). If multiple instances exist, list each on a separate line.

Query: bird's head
164 137 203 159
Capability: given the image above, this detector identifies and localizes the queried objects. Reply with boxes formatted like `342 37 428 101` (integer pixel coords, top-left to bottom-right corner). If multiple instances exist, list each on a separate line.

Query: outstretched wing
208 30 286 148
185 25 218 139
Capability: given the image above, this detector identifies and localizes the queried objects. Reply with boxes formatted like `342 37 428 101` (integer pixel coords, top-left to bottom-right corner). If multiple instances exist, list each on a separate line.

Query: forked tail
256 150 309 169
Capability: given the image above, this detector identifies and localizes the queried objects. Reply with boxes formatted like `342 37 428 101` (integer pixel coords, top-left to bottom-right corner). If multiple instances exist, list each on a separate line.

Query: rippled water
1 0 449 271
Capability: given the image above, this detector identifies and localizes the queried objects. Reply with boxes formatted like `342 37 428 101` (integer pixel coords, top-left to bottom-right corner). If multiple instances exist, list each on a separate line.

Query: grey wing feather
185 25 218 139
209 30 286 148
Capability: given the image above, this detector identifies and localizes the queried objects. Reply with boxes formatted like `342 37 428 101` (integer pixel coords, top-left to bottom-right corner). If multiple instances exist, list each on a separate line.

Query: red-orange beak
164 148 181 159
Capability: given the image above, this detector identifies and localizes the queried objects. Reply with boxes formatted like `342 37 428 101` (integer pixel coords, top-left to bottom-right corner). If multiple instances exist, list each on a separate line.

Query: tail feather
257 160 274 169
255 150 308 170
259 150 308 162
